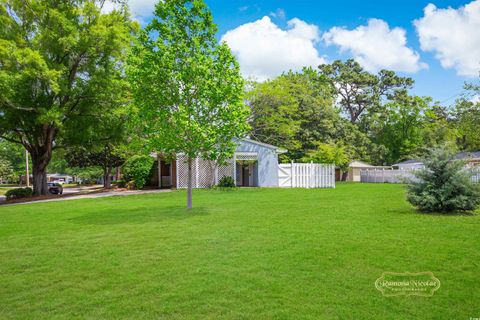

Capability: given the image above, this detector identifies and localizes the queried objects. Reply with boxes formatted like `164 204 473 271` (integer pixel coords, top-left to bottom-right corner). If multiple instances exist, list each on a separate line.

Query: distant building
393 152 480 170
454 151 480 166
392 159 425 170
47 173 74 184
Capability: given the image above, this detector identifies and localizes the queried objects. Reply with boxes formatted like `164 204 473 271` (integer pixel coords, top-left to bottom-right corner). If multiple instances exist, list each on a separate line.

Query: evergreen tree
407 147 480 213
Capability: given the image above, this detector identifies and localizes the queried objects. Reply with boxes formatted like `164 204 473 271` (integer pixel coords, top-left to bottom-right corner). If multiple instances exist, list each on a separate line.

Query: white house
153 138 287 188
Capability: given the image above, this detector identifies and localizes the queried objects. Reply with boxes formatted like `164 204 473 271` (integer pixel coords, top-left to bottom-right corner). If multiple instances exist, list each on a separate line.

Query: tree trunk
115 166 121 181
187 157 193 209
103 166 112 189
27 125 56 196
30 150 51 195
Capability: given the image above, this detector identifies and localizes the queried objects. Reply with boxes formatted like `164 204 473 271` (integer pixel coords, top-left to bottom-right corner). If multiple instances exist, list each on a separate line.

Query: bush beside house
217 176 236 188
122 156 155 190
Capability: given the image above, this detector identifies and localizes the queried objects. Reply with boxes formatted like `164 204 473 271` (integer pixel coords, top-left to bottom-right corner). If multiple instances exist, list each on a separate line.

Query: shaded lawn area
0 187 14 196
0 184 479 319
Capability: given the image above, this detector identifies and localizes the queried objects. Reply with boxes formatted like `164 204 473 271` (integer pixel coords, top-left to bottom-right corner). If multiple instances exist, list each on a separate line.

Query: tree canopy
318 59 414 124
127 0 249 208
0 0 137 194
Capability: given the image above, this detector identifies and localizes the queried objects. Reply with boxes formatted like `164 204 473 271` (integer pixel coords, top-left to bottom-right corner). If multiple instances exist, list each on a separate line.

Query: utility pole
25 149 30 188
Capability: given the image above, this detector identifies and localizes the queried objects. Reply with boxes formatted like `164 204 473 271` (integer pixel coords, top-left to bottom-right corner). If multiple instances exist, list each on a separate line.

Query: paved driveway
0 185 103 202
62 185 104 195
2 189 170 206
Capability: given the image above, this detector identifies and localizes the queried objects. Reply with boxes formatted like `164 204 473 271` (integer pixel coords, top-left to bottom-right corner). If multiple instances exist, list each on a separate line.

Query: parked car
47 182 63 195
53 179 65 185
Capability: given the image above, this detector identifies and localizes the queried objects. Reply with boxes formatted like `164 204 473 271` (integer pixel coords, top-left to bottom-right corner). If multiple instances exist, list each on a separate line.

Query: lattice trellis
176 154 194 189
217 158 234 183
176 155 235 188
236 152 258 161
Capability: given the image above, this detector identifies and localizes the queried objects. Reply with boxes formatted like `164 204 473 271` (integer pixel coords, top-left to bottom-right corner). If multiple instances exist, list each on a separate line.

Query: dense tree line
247 60 479 166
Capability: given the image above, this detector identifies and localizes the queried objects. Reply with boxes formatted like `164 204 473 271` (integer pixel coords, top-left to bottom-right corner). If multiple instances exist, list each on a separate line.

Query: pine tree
407 147 480 213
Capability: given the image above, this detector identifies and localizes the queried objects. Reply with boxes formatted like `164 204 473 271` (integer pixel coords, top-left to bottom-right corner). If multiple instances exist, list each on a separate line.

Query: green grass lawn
0 184 479 319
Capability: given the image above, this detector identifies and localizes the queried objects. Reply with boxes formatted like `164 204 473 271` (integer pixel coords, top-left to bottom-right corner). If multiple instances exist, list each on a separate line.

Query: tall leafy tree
248 68 336 161
65 145 125 188
247 68 383 163
454 79 480 151
127 0 249 209
453 99 480 151
372 92 431 164
0 139 26 181
301 142 350 170
0 158 14 183
0 0 137 195
421 105 457 151
318 59 414 124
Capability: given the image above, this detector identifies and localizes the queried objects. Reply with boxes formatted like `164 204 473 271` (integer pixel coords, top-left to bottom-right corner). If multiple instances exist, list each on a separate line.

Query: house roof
349 160 375 168
153 138 288 158
240 138 287 153
454 151 480 160
392 153 480 165
392 159 424 166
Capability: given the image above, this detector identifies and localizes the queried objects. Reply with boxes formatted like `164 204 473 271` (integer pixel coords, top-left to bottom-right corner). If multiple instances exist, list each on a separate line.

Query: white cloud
323 19 426 73
414 1 480 77
103 0 156 23
221 16 325 81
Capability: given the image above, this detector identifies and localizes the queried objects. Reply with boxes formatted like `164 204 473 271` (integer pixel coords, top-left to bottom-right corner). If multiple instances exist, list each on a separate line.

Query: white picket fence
278 163 335 188
360 168 417 184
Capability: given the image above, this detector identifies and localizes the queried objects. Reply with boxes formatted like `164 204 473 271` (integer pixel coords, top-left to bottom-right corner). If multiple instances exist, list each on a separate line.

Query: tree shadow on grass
69 206 210 225
389 204 478 217
412 210 478 217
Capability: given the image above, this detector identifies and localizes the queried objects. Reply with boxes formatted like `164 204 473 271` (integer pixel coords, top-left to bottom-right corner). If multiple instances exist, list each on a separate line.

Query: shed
152 138 287 188
347 161 375 182
336 161 390 182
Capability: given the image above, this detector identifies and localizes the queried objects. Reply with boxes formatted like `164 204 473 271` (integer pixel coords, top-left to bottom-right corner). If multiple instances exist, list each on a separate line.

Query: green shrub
123 155 154 190
217 176 236 188
407 147 480 213
5 187 33 200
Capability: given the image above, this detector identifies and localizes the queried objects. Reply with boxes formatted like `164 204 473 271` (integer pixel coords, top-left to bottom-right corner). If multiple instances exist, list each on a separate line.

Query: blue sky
124 0 480 104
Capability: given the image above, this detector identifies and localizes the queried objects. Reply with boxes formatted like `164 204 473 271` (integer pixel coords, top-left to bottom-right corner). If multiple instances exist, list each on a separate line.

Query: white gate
278 164 292 187
278 163 335 188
